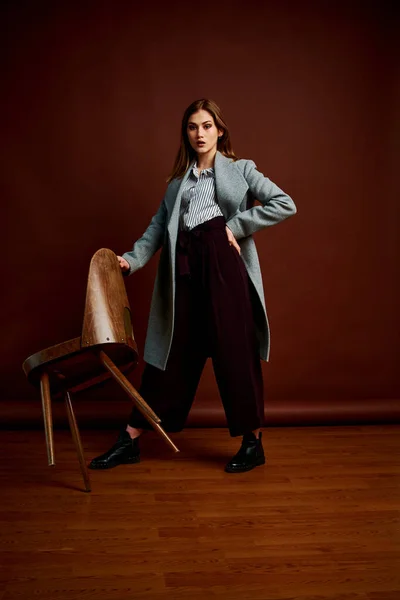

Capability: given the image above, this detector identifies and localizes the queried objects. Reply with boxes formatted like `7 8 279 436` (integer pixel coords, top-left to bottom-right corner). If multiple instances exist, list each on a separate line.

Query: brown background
1 0 399 428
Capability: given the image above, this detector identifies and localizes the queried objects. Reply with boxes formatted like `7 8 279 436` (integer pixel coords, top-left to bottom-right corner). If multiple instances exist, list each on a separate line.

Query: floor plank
1 426 399 599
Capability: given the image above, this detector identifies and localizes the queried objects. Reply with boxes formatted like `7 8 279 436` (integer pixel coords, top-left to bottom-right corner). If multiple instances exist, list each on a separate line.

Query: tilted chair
23 248 179 492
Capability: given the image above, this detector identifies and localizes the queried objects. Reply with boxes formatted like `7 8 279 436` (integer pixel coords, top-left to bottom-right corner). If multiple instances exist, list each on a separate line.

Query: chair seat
23 337 138 395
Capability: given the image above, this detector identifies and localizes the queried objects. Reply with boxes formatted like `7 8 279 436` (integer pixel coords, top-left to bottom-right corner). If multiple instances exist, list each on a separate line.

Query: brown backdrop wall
1 0 399 428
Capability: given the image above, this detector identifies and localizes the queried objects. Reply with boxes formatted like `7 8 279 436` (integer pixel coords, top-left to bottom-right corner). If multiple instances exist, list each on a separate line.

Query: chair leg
98 350 180 453
40 372 55 466
64 391 91 493
99 351 161 423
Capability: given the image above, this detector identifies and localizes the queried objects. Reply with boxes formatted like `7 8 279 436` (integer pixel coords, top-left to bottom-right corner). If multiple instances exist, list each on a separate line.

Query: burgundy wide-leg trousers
128 216 264 437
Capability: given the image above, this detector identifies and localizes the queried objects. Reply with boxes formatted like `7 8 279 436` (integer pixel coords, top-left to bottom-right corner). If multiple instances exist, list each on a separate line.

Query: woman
89 98 296 473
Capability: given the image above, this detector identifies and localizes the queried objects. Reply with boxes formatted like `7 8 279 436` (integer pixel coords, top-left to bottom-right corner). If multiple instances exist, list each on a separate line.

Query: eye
204 124 212 129
188 124 197 131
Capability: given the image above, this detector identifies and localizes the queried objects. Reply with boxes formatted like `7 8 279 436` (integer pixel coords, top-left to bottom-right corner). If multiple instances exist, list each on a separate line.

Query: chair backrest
81 248 137 356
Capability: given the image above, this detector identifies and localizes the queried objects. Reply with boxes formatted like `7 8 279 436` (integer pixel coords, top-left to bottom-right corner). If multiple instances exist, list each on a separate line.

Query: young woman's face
186 109 223 157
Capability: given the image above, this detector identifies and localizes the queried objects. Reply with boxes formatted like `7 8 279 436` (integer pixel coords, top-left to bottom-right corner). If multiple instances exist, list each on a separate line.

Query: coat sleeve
121 198 167 275
226 160 297 240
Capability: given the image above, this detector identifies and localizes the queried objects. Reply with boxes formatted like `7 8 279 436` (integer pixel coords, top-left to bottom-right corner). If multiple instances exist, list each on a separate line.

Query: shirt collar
192 161 215 178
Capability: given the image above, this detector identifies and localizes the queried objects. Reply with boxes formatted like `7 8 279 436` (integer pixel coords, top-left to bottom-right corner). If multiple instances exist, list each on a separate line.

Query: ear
218 128 224 138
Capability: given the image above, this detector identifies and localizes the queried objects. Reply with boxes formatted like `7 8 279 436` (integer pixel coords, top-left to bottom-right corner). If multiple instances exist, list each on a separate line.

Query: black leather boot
225 432 265 473
88 429 140 470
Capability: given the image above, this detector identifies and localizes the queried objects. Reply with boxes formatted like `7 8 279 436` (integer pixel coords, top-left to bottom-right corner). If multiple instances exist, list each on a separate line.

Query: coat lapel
214 151 249 219
167 159 195 246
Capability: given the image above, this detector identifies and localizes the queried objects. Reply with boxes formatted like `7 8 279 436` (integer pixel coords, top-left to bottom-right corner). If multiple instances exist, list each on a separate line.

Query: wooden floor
1 426 399 600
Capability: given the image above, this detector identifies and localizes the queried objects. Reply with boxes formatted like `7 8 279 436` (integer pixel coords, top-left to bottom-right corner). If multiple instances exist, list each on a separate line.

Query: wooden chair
22 248 179 492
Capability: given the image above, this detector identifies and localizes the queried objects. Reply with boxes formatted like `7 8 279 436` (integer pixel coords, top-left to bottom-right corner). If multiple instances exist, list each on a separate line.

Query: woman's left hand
226 226 241 255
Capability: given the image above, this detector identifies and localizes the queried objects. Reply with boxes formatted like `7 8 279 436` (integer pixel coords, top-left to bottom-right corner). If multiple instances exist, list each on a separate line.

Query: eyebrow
188 120 213 125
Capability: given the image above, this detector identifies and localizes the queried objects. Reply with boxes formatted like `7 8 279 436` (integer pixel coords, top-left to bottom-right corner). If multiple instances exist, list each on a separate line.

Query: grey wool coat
122 150 297 371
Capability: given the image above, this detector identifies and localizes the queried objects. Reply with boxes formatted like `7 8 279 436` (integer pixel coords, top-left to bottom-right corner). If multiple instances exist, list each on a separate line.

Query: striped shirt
179 161 223 231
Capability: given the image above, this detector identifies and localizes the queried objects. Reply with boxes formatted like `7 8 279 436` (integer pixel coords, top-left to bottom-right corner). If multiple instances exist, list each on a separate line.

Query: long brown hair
167 99 238 183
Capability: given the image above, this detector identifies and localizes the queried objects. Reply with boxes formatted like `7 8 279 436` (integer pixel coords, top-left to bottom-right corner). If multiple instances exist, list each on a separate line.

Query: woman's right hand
117 256 130 272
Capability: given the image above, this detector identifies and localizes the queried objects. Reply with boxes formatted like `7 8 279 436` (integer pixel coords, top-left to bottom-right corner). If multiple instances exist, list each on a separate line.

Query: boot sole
88 456 140 470
224 456 265 474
